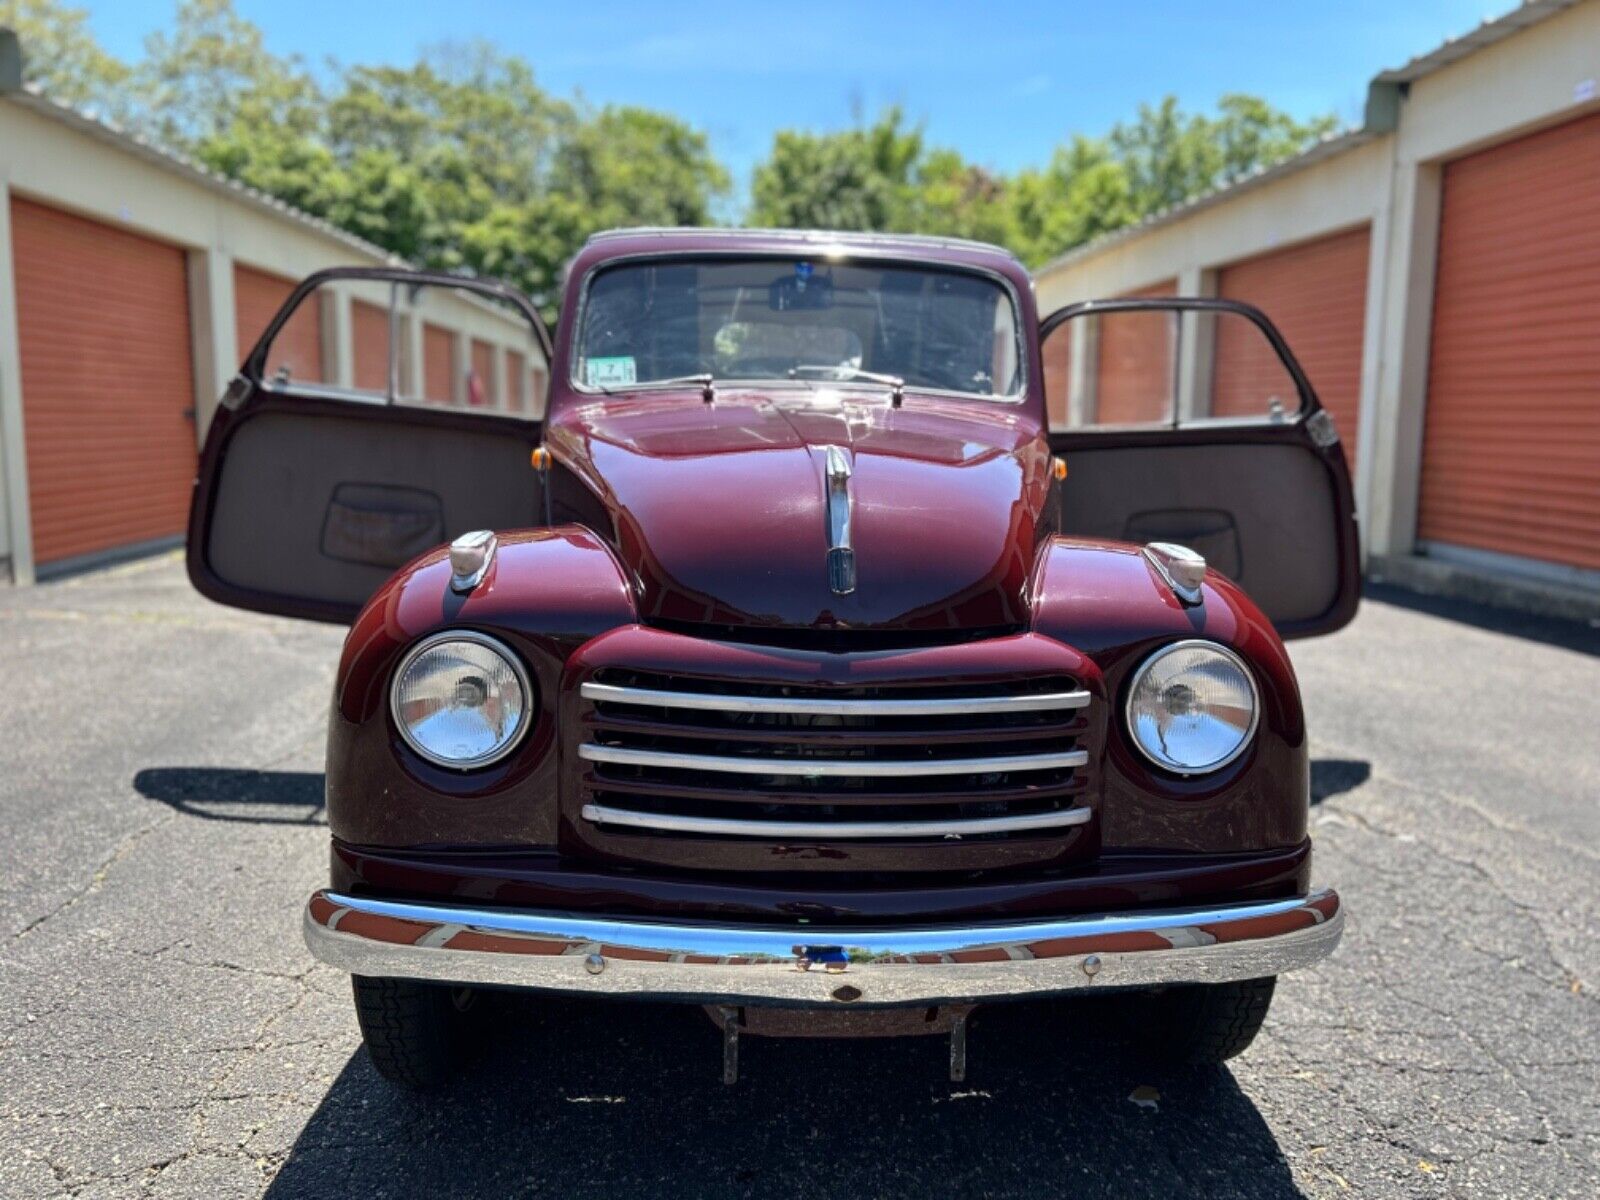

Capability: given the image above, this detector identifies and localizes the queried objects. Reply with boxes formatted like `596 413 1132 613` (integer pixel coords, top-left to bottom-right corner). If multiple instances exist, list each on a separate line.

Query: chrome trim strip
579 682 1092 716
304 889 1345 1005
824 444 856 595
580 802 1092 839
578 743 1088 777
564 250 1029 405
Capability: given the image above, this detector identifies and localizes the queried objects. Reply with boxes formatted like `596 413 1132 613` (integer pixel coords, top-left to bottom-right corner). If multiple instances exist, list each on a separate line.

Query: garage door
506 348 527 412
11 198 197 568
1418 110 1600 575
352 299 390 394
1095 280 1175 424
234 265 323 386
423 322 455 404
470 338 495 407
1213 225 1370 471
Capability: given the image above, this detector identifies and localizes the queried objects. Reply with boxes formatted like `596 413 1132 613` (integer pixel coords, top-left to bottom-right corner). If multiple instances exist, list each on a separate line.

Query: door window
1041 306 1303 431
254 278 550 418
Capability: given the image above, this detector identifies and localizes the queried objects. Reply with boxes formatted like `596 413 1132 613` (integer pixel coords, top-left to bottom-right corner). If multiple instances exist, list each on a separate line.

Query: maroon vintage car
187 228 1356 1088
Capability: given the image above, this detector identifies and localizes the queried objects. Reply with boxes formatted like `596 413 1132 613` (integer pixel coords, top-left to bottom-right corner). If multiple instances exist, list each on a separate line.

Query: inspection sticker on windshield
586 356 637 387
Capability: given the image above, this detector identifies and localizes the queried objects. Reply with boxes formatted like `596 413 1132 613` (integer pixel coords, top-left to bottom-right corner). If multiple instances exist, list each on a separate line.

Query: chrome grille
575 671 1093 842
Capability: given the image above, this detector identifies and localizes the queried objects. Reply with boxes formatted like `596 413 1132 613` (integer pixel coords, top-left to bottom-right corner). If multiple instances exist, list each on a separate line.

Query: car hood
546 389 1053 632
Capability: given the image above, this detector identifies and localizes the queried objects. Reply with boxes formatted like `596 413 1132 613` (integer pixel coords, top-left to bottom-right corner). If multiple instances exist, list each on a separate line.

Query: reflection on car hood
546 388 1053 632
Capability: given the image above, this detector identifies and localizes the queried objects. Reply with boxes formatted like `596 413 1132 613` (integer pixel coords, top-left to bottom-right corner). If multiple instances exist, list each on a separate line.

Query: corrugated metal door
1419 110 1600 573
1214 225 1370 471
234 264 323 385
470 338 494 407
1095 280 1175 424
1041 320 1071 428
11 198 197 567
506 348 527 412
423 322 454 404
352 299 389 393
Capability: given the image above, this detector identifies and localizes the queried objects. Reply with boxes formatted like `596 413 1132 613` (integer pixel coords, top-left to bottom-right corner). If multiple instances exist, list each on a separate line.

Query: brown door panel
1041 298 1360 639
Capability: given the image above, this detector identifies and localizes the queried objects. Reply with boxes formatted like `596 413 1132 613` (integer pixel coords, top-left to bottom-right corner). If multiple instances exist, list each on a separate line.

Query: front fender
325 526 637 848
1029 537 1309 854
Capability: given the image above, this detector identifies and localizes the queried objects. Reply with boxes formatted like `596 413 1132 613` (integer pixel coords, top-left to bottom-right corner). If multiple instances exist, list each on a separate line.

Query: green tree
136 0 320 148
749 107 923 231
750 95 1337 268
1006 137 1137 266
0 0 130 117
912 149 1016 246
1212 92 1338 185
1108 93 1337 215
550 105 730 229
326 46 566 204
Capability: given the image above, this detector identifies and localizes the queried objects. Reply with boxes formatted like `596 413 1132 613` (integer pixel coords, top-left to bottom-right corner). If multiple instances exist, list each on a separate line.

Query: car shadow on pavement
132 767 325 824
265 993 1303 1199
1310 758 1370 805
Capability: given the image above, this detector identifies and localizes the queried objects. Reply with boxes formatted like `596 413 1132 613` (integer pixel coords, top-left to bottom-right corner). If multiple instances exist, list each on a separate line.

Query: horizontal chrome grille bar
581 681 1091 717
579 743 1088 778
580 802 1092 839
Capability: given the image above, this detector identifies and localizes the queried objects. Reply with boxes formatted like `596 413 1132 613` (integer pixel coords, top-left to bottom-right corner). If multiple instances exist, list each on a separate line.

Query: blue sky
83 0 1502 194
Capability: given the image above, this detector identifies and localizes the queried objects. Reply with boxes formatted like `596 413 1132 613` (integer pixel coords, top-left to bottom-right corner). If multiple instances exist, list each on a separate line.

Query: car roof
580 226 1025 272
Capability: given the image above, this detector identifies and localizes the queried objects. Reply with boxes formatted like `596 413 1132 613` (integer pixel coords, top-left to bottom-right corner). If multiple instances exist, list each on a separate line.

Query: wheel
351 975 479 1090
1141 976 1277 1065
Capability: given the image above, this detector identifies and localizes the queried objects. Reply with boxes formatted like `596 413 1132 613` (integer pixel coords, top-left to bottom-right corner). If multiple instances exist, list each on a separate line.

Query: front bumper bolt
1082 954 1102 978
584 953 606 975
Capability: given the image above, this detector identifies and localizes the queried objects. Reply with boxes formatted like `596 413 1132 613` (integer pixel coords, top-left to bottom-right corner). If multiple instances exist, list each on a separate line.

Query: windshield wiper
788 364 905 408
599 373 716 403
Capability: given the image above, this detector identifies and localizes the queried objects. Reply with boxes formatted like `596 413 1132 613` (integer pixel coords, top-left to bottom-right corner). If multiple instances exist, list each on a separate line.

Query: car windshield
574 257 1022 398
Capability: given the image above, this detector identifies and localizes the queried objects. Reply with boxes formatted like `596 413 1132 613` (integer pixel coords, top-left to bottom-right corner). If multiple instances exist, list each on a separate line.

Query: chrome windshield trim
579 802 1091 839
564 250 1027 403
578 743 1088 777
304 889 1345 1005
579 682 1092 717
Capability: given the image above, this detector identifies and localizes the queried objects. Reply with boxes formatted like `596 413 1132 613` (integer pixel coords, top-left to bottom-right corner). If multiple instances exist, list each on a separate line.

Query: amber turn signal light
1052 457 1068 481
531 447 551 471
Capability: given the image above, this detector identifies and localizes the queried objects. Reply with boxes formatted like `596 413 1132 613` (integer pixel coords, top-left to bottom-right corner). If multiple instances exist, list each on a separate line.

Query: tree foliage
751 100 1337 266
0 0 130 117
3 0 1341 302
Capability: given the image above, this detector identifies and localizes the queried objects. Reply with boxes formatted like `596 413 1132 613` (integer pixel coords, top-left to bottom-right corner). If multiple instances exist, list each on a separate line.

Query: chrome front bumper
304 888 1342 1006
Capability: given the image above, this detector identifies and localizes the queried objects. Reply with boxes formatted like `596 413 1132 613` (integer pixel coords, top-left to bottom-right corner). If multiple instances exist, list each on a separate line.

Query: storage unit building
1035 0 1600 608
0 80 550 584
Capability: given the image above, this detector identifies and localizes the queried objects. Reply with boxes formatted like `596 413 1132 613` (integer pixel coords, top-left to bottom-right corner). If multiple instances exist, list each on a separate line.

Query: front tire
1141 976 1277 1065
351 975 479 1090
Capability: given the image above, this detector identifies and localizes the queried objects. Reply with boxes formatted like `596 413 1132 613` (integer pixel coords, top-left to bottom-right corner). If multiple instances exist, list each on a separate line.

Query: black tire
351 975 479 1090
1142 976 1277 1065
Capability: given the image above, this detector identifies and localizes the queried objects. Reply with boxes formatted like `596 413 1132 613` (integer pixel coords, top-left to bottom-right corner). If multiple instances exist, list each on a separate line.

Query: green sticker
586 356 637 387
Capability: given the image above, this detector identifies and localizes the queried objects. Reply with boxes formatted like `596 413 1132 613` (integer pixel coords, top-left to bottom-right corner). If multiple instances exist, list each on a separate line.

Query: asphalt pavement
1 553 1596 1199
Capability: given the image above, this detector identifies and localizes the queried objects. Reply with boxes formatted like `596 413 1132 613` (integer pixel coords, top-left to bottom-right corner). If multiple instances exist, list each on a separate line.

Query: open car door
187 267 552 624
1041 297 1359 639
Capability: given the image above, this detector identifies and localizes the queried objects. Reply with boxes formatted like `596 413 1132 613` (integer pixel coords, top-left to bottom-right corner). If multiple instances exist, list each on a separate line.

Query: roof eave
4 86 408 268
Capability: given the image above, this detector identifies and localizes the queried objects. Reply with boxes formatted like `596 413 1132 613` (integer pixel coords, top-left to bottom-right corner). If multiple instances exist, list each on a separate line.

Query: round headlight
1125 640 1259 775
390 631 532 769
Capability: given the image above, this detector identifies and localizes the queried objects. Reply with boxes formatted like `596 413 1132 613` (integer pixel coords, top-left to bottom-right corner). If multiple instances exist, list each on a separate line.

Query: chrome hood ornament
449 529 498 594
1143 541 1206 606
823 445 856 595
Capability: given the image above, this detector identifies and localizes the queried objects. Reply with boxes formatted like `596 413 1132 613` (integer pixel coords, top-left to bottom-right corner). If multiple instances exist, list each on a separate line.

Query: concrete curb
1369 553 1600 626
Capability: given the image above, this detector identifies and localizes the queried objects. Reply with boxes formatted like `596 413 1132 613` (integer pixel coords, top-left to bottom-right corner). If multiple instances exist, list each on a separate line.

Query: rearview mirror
768 267 835 311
